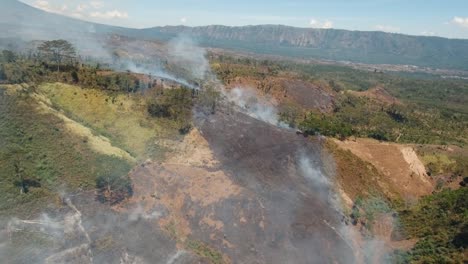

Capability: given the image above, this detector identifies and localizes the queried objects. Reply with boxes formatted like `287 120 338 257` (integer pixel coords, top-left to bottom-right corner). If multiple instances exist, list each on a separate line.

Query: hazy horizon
18 0 468 39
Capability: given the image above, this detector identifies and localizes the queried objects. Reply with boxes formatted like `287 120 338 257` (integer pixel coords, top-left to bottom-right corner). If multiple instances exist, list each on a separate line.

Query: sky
20 0 468 39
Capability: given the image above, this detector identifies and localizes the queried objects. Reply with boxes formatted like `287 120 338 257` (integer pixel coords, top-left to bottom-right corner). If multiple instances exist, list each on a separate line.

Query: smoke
226 87 287 126
8 214 64 237
0 193 185 263
165 37 289 127
166 250 186 264
119 59 199 90
168 35 209 80
298 152 330 187
0 4 398 262
297 148 396 263
4 14 112 60
2 197 94 264
127 203 163 222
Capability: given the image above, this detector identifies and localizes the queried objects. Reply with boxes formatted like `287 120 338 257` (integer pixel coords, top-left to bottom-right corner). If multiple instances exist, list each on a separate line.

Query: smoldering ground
0 21 394 262
0 193 201 264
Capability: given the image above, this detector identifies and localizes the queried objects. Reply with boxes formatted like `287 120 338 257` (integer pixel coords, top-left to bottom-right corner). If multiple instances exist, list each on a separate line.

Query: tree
0 65 5 81
96 173 133 205
71 70 79 83
13 161 40 194
38 40 76 72
1 50 17 63
198 84 220 114
14 162 25 194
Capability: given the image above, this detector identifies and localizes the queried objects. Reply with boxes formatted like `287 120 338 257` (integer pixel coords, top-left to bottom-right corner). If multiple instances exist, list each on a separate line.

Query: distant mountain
2 0 468 70
138 25 468 70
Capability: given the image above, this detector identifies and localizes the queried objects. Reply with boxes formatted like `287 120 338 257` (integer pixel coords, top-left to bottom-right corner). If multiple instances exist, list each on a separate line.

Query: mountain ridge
2 0 468 70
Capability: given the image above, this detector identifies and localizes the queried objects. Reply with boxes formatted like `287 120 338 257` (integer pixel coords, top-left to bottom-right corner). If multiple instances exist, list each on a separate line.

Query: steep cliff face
140 25 468 70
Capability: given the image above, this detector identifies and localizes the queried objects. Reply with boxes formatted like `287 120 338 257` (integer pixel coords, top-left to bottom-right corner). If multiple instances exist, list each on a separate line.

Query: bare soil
226 76 335 112
347 86 401 105
118 108 357 263
332 138 434 199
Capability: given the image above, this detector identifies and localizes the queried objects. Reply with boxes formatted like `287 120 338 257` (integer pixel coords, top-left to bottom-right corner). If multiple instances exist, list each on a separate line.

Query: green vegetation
186 240 225 264
0 85 132 217
199 29 468 70
38 83 176 160
395 188 468 263
329 92 467 145
146 86 194 133
0 46 143 93
38 39 76 72
298 112 353 139
1 41 467 263
95 159 133 205
415 146 468 178
212 55 468 146
213 55 468 262
0 43 193 216
350 196 393 228
197 83 221 114
163 221 226 264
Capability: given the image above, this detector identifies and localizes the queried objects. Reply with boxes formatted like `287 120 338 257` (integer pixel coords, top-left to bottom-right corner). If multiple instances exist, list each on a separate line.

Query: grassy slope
325 140 399 201
38 83 177 161
0 85 132 218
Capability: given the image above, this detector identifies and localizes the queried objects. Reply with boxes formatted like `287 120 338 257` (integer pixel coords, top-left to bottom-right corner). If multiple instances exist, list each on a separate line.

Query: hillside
1 0 468 70
1 2 468 262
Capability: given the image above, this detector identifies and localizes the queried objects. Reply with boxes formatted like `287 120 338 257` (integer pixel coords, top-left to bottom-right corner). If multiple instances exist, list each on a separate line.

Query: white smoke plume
227 87 283 126
168 35 209 80
127 203 162 222
166 250 187 264
120 60 199 89
298 153 330 187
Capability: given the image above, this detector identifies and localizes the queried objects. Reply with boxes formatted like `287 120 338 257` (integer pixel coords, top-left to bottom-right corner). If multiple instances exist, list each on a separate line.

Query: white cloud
76 4 88 12
375 25 400 33
309 18 333 29
89 1 104 9
30 0 128 21
321 20 333 29
32 0 67 14
452 17 468 28
33 0 50 10
90 10 129 19
421 31 436 36
180 17 187 24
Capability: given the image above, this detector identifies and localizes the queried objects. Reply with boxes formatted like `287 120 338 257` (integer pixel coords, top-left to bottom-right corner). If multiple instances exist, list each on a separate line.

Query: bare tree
38 39 76 72
14 161 25 194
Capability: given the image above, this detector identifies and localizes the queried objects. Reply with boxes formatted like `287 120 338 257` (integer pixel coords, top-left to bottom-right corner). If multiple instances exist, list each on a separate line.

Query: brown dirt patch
348 86 401 105
118 128 242 245
165 128 220 168
332 138 434 199
225 76 335 112
325 140 397 202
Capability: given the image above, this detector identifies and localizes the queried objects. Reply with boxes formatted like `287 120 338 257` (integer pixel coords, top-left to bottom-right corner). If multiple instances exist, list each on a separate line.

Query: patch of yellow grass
421 153 453 165
38 83 175 160
35 99 136 162
420 153 455 174
1 84 29 95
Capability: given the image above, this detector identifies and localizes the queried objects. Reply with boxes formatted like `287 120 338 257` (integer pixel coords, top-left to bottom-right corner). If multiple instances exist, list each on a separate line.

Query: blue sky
21 0 468 38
